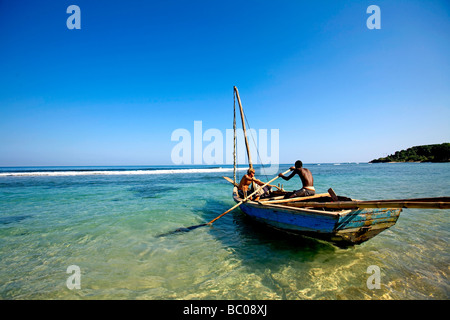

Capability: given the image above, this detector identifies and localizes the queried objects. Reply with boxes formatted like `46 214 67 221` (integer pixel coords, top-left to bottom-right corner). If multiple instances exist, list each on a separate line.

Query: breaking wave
0 167 248 177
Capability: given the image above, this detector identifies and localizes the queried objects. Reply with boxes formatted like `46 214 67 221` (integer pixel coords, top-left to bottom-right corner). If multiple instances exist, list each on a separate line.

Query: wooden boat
232 190 403 245
228 86 449 246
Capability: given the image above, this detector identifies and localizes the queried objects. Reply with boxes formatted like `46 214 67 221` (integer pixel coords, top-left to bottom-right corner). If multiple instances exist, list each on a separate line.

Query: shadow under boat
155 196 338 258
171 198 337 254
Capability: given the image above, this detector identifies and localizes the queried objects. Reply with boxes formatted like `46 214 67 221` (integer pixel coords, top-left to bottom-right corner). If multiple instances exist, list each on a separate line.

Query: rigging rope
241 107 269 182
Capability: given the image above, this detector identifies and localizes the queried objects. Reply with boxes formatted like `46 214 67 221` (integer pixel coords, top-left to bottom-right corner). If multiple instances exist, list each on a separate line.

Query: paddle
222 176 283 191
206 168 292 225
156 168 292 237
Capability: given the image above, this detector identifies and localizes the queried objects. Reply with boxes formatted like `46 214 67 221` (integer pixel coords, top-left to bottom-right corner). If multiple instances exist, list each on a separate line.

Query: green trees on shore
370 143 450 163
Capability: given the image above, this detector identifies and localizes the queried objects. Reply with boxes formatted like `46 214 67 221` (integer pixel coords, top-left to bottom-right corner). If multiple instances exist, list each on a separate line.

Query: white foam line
0 167 248 177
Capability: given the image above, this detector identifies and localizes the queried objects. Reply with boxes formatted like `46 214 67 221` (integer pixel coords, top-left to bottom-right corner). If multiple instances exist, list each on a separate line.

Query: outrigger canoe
232 188 450 245
163 87 449 243
233 190 400 245
227 86 449 245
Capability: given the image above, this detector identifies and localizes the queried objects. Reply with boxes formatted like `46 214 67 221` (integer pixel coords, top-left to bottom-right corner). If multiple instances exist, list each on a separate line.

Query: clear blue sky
0 0 449 166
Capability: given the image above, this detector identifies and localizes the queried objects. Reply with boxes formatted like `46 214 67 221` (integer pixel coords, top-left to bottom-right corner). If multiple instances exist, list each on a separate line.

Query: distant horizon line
0 161 417 168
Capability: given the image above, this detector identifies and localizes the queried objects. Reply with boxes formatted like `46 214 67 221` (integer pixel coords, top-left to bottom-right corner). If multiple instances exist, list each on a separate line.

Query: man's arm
252 178 265 186
278 168 296 181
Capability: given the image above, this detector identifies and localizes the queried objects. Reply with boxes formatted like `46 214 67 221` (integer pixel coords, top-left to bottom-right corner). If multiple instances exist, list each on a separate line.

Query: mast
233 86 253 169
233 89 237 184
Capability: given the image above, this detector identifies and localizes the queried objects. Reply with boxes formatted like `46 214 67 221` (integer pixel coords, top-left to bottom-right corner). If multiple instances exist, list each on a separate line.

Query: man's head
247 168 255 176
295 160 303 169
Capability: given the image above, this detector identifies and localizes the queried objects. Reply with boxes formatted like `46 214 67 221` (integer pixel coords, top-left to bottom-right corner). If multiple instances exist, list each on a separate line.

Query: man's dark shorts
293 188 315 197
238 186 271 199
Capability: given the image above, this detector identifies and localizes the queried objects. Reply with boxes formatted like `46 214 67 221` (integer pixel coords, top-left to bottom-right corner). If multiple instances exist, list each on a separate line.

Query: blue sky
0 0 449 166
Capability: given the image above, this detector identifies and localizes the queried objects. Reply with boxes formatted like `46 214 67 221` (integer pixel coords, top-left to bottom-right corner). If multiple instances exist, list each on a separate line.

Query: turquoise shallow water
0 163 449 299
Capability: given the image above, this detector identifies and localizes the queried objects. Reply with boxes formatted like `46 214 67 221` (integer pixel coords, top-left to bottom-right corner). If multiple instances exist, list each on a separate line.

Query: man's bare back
295 167 314 188
278 160 315 198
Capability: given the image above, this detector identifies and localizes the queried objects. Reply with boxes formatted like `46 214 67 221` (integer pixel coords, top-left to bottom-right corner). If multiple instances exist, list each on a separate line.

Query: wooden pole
277 197 450 210
233 90 237 184
259 193 331 204
234 86 253 169
223 176 282 191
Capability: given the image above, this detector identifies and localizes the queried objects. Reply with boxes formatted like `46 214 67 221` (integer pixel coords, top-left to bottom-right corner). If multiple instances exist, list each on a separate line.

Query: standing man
278 160 315 198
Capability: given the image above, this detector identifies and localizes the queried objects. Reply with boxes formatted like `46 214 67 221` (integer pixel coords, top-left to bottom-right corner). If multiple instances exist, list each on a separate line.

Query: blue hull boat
233 188 402 245
225 86 446 245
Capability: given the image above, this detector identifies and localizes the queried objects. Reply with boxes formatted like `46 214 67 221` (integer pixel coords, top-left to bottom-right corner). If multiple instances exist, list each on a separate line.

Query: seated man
238 168 271 200
278 160 315 198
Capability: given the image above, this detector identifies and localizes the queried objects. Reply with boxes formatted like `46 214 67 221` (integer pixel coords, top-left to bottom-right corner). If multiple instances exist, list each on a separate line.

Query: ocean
0 163 448 300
